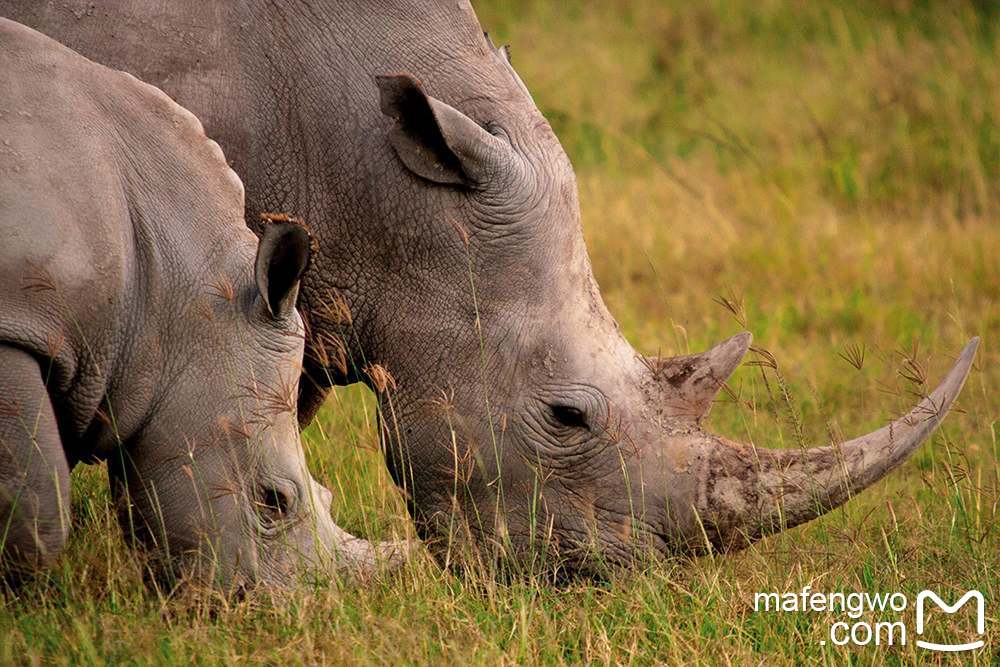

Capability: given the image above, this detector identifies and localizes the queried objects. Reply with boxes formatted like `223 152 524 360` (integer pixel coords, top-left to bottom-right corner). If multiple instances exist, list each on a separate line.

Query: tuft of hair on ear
483 32 533 104
255 213 315 319
483 32 512 63
259 212 318 253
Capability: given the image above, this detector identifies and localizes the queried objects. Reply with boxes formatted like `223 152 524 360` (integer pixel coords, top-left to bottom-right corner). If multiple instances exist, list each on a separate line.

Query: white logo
915 590 985 652
754 587 988 651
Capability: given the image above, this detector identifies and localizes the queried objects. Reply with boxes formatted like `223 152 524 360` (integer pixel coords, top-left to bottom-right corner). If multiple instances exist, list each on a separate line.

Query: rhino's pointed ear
376 72 507 186
254 217 312 320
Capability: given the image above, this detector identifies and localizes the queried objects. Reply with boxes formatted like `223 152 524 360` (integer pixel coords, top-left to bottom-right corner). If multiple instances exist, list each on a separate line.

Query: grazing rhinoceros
0 19 397 587
2 2 977 574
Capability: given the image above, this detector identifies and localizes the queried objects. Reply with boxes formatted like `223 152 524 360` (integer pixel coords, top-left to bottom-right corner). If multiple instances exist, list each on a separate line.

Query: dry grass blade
206 275 236 302
712 290 748 328
364 364 398 394
838 342 866 371
747 345 778 370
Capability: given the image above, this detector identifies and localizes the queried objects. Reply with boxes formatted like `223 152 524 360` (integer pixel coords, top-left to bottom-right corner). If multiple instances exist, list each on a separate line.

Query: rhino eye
486 121 509 140
256 485 292 527
549 404 588 430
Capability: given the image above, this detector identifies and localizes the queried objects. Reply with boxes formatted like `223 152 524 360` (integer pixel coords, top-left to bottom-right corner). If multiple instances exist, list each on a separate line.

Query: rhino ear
376 72 507 186
254 216 312 320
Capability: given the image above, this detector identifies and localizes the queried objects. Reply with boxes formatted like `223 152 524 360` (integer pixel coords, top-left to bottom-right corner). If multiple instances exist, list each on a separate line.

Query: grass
2 1 997 663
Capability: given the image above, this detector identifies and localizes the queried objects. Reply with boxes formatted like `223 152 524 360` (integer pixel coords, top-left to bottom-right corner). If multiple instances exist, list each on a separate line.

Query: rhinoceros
3 2 977 574
0 19 397 587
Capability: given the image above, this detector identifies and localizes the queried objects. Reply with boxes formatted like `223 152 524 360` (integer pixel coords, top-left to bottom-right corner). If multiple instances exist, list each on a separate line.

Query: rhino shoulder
0 20 128 296
0 19 249 327
1 18 245 231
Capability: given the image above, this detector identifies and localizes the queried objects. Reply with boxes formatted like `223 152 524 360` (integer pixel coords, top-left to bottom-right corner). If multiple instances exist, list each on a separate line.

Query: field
2 1 997 664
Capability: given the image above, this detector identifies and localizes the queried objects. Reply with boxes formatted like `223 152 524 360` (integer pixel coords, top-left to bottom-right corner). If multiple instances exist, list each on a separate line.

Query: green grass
2 1 998 663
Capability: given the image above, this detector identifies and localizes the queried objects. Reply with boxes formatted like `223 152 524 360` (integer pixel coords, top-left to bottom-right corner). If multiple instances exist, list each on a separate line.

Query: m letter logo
915 590 986 652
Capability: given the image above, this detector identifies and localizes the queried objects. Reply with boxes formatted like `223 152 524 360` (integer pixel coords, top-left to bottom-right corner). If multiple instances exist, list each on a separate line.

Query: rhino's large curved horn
693 337 979 551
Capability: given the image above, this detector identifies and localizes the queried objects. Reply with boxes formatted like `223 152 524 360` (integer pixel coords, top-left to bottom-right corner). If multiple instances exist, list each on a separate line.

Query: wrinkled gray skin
3 2 978 574
0 20 396 588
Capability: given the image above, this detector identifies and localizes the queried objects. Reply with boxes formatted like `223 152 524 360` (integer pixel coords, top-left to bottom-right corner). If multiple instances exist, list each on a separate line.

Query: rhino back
0 1 520 244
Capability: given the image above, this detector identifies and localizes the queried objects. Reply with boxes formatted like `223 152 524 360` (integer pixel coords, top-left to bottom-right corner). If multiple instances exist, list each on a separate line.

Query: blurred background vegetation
477 0 997 355
3 2 996 664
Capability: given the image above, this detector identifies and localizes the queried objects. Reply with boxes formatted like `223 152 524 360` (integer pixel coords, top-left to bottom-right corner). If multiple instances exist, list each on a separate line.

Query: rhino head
108 219 398 589
364 64 978 575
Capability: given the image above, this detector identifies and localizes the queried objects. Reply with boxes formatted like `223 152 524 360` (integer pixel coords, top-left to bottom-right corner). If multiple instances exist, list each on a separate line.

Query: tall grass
2 1 997 663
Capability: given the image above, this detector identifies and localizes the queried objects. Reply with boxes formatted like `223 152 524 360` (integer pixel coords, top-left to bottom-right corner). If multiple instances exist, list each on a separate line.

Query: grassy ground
2 1 997 664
